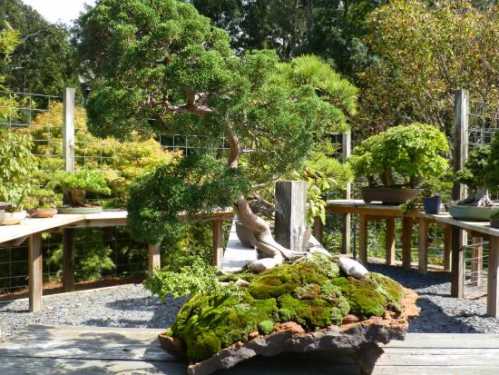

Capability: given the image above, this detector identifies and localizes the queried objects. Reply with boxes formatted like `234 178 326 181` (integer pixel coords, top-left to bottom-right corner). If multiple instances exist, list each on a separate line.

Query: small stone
342 314 360 325
248 257 282 273
234 279 250 287
338 257 369 279
274 322 305 335
248 331 259 340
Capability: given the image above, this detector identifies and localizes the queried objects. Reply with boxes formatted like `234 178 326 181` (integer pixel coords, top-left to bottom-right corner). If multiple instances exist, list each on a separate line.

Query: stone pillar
275 181 308 252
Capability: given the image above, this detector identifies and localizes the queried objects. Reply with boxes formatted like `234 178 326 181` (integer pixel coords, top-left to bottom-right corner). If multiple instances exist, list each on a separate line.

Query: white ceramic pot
0 210 27 225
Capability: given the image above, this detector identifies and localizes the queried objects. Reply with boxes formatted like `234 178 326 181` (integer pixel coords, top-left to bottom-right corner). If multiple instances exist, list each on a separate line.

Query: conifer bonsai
77 0 358 268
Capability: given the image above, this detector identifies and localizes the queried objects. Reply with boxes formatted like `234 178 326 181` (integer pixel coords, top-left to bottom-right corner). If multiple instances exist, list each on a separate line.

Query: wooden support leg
342 213 351 255
358 214 368 265
443 225 452 272
212 220 224 268
418 219 429 274
487 237 499 317
385 218 396 266
63 228 75 292
147 243 161 273
313 217 324 244
29 233 43 312
470 235 483 287
401 217 413 271
451 226 465 298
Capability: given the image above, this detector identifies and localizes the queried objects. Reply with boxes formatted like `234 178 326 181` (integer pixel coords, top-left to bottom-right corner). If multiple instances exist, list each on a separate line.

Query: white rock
338 257 369 279
248 257 283 273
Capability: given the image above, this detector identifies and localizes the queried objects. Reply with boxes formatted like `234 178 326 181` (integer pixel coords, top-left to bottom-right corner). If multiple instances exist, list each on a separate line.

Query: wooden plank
452 89 469 202
358 214 368 264
470 235 483 287
488 237 499 317
431 213 499 238
28 233 43 312
401 217 413 270
147 244 161 273
342 131 352 255
373 367 499 375
383 333 499 348
385 218 396 266
418 218 429 273
443 224 452 272
451 226 465 298
275 181 307 251
62 228 75 292
212 220 224 268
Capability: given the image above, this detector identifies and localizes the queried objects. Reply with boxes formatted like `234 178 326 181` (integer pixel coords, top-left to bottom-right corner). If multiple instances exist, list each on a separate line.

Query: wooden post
385 218 396 265
487 237 499 318
451 226 465 298
147 243 161 273
401 217 413 270
443 225 452 272
212 220 224 268
275 181 308 252
312 217 324 243
342 130 352 254
62 228 75 291
358 214 368 264
29 233 43 312
63 88 76 173
418 218 429 274
470 234 483 287
452 89 469 258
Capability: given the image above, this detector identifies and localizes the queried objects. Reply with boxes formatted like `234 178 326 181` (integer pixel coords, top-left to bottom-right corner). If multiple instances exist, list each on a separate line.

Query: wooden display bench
0 209 233 313
326 200 451 273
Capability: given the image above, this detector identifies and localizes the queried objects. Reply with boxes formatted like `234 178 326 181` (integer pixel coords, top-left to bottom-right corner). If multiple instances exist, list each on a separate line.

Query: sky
21 0 97 25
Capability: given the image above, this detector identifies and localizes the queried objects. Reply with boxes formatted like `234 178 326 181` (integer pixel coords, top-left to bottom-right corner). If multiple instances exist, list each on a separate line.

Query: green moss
171 290 278 362
333 274 405 318
169 260 405 362
248 262 329 299
258 320 274 335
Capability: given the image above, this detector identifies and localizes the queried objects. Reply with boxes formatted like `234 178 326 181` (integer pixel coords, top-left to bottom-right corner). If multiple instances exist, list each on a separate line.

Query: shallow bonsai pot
423 196 441 215
448 204 499 221
0 210 27 225
491 218 499 229
28 208 58 218
361 187 421 205
0 202 11 211
58 206 103 214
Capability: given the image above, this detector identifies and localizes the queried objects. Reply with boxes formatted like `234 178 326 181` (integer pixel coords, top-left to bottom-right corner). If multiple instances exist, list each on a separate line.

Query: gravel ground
0 284 185 338
1 266 499 338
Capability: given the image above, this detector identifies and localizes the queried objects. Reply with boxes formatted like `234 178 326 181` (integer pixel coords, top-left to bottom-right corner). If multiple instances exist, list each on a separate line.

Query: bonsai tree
51 169 111 207
350 123 449 188
457 132 499 207
76 0 358 267
0 130 37 212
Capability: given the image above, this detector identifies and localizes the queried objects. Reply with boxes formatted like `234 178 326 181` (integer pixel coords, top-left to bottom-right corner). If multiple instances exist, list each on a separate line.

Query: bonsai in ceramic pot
452 143 499 221
350 123 450 205
0 130 37 225
51 169 112 214
27 188 60 218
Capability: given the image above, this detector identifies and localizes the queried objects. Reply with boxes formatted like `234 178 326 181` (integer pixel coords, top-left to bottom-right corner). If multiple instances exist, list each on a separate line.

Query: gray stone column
275 181 308 252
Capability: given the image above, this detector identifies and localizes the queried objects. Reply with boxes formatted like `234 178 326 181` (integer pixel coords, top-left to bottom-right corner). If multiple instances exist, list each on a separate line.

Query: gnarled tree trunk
226 125 305 272
458 188 494 207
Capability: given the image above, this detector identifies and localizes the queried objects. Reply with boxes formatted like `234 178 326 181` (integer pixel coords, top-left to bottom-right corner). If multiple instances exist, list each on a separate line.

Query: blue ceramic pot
423 196 441 215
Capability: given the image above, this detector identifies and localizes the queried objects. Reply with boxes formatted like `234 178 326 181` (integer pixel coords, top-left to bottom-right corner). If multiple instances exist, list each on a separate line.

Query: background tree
357 0 499 135
0 0 77 95
189 0 387 77
76 0 357 269
0 23 20 119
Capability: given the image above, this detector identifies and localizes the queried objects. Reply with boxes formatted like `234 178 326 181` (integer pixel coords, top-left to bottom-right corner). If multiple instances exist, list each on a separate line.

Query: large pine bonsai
76 0 357 268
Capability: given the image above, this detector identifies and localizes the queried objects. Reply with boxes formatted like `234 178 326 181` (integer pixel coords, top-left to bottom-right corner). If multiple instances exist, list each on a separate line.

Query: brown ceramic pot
29 208 58 218
362 187 421 205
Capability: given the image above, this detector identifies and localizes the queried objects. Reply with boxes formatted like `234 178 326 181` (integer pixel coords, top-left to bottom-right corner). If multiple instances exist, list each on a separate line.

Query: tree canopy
0 0 77 95
76 0 358 243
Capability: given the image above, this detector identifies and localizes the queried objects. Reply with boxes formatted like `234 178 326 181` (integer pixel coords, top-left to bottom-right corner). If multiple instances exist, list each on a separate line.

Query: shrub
51 169 111 207
350 123 449 188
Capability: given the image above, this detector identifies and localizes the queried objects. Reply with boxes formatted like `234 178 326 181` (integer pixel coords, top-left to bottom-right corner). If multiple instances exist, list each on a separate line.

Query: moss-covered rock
168 259 406 362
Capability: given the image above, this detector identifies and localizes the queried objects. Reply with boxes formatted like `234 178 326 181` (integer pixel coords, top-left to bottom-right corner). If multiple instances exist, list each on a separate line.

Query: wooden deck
1 326 499 374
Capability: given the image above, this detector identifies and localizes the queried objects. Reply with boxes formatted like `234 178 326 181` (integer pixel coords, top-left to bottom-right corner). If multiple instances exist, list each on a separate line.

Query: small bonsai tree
77 0 358 267
456 145 493 206
350 123 449 188
51 169 111 207
0 130 37 211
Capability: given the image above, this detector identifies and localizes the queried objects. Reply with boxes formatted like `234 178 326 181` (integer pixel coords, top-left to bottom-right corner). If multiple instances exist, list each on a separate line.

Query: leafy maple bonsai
76 0 357 269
